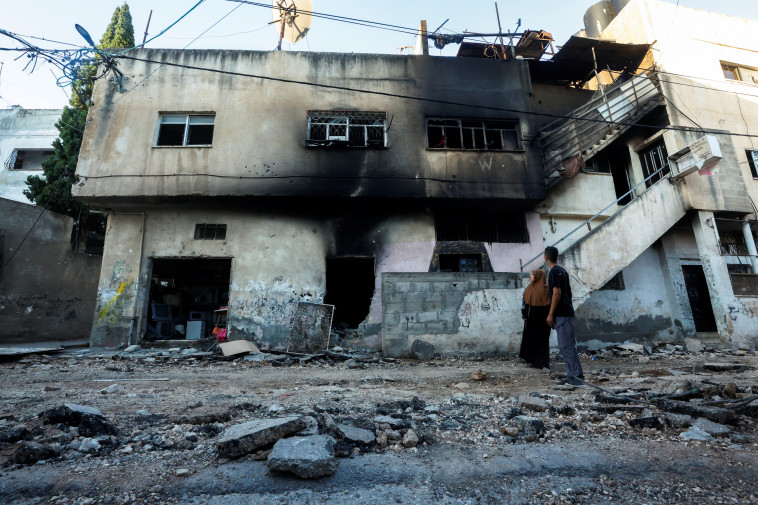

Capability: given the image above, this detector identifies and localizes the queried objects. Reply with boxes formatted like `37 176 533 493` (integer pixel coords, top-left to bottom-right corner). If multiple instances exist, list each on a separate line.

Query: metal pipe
742 216 758 272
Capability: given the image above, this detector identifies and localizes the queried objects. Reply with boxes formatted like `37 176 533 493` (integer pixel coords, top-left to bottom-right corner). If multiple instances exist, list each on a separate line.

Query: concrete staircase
559 178 690 307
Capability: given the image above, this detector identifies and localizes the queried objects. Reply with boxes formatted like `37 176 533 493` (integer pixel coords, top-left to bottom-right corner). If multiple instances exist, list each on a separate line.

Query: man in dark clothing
544 246 584 386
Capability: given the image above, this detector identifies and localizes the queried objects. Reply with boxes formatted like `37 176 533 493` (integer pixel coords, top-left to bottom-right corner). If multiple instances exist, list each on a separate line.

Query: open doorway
324 257 375 329
145 258 231 340
682 265 717 332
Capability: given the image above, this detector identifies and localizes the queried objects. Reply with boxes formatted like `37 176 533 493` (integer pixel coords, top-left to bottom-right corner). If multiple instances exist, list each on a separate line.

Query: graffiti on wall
96 260 136 325
458 292 502 328
1 294 82 319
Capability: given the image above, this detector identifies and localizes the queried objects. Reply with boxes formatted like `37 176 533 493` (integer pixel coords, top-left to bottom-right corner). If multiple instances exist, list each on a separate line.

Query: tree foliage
25 3 135 226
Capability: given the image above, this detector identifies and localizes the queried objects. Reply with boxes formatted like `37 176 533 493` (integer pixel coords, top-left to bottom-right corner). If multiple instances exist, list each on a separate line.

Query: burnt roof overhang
529 35 650 84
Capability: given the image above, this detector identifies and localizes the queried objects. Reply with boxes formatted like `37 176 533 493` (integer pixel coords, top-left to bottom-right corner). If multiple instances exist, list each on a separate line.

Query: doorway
324 257 375 329
145 258 231 340
682 265 717 332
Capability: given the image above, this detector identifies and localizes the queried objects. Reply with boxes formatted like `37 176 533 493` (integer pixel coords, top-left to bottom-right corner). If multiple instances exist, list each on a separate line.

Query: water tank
583 1 617 38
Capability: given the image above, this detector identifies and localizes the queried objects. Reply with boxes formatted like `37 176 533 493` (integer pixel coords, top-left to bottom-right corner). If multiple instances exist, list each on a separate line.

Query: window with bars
156 114 215 146
599 271 625 291
426 118 520 151
639 138 670 187
306 110 387 148
3 149 53 171
194 224 227 240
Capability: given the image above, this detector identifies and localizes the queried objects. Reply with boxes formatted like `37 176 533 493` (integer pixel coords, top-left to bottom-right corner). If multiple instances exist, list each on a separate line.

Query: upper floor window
306 110 387 148
434 210 529 243
427 118 520 151
194 224 226 240
3 149 53 171
639 138 669 187
156 114 215 146
721 61 758 84
747 150 758 178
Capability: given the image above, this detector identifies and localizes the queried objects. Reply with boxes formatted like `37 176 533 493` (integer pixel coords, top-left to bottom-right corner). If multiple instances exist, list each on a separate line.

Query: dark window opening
747 150 758 178
639 138 670 187
145 258 231 340
427 118 519 151
682 265 717 332
156 114 215 146
439 254 482 272
434 210 529 243
599 271 625 290
722 63 741 81
727 264 752 274
194 224 227 240
719 231 750 256
323 257 375 329
307 110 387 148
84 215 107 255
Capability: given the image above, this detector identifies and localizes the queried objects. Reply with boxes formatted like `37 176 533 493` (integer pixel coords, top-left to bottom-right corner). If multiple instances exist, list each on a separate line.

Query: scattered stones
40 404 119 437
100 384 121 394
518 395 548 412
679 427 715 442
298 416 319 436
664 413 693 428
411 340 435 360
721 383 738 399
471 370 487 381
510 416 546 435
653 399 737 425
691 418 730 437
176 468 190 476
500 426 520 437
267 435 338 478
629 416 663 430
684 338 704 353
10 441 59 465
123 345 141 353
77 438 101 454
373 415 411 430
337 424 375 445
217 416 307 458
0 424 29 443
402 429 419 448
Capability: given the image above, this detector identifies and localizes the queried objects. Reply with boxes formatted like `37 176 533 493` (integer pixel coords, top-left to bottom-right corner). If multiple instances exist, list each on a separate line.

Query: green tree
25 3 135 228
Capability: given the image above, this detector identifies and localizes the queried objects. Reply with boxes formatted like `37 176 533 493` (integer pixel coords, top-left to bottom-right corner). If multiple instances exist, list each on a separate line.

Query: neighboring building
0 107 59 203
533 0 758 350
74 0 758 353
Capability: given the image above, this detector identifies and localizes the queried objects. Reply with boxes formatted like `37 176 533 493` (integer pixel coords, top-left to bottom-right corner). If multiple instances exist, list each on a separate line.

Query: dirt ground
0 344 757 504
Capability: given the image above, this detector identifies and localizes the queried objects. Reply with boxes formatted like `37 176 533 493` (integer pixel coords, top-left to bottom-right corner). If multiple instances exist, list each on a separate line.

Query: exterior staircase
539 72 663 189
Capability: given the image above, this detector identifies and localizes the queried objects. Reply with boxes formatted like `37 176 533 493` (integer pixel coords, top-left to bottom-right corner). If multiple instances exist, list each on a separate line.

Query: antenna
271 0 312 50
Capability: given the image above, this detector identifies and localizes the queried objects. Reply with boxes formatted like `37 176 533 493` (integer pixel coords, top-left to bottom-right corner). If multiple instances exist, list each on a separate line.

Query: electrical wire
115 54 758 140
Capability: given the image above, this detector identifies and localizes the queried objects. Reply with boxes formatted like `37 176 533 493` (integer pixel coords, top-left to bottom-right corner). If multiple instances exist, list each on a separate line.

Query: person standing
544 246 584 386
519 269 551 372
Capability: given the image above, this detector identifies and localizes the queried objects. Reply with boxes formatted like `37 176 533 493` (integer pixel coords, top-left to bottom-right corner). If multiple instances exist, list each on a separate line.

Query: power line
115 54 758 140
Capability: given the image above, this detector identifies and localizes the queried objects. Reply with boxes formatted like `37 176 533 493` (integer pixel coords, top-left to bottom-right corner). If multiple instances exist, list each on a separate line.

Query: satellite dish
272 0 312 49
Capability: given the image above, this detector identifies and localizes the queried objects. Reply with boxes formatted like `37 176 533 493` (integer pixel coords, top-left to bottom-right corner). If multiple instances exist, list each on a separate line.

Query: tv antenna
271 0 312 50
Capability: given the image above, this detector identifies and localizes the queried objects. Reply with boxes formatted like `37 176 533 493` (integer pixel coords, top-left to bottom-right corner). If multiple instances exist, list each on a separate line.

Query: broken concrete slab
40 404 119 437
267 435 338 478
411 340 435 360
663 413 693 428
518 395 549 412
0 425 29 444
679 427 714 442
699 363 749 373
684 338 704 353
691 418 730 437
217 416 306 458
653 399 737 425
336 424 375 445
510 416 546 434
219 340 260 357
10 441 59 465
373 415 412 430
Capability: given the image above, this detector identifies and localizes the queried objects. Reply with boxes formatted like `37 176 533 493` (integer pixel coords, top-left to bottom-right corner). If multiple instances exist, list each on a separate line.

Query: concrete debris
518 394 549 412
470 370 487 381
722 383 738 398
0 424 30 443
10 441 59 465
411 340 435 360
691 418 731 437
653 398 737 425
336 424 375 445
267 435 338 478
100 384 121 394
679 427 715 442
123 345 141 353
217 416 306 458
40 404 119 437
700 363 749 372
77 437 101 454
402 429 419 448
176 468 190 476
684 338 704 353
298 416 320 436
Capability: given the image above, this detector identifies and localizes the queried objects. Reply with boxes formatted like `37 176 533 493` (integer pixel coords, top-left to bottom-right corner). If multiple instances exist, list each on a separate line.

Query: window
639 139 669 187
747 150 758 178
306 110 387 148
439 254 483 272
721 61 758 84
727 264 752 274
427 118 520 151
599 271 625 291
434 210 529 243
194 224 227 240
156 114 215 146
3 149 53 171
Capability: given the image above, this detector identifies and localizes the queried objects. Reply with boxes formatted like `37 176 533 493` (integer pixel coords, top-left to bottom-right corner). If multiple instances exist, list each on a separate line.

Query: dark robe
519 301 551 369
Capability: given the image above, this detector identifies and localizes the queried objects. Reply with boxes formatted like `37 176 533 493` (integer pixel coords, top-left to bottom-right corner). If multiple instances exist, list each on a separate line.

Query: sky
0 0 755 109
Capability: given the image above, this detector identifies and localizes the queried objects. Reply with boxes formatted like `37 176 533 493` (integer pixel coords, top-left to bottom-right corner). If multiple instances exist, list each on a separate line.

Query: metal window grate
599 271 625 291
194 224 227 240
4 149 53 171
427 118 520 151
306 110 387 148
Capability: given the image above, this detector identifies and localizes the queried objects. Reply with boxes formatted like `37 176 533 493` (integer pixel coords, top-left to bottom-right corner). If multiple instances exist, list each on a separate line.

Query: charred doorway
324 257 375 329
145 258 231 340
682 265 717 332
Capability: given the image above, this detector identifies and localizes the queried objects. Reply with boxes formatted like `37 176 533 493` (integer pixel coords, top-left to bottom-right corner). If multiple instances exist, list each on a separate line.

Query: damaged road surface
1 346 757 504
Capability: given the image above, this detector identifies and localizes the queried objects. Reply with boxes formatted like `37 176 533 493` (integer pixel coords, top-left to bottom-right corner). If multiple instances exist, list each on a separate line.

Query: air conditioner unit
669 135 722 179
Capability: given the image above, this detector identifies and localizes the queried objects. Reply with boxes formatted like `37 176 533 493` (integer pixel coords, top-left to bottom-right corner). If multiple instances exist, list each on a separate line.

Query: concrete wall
74 50 550 204
0 108 59 204
382 272 525 357
0 198 100 342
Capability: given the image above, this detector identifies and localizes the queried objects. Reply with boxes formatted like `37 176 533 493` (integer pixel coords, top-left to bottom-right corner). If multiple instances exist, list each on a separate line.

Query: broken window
434 210 529 243
194 224 227 240
439 254 483 272
427 118 520 151
156 114 215 146
3 149 53 171
639 139 669 187
306 110 387 148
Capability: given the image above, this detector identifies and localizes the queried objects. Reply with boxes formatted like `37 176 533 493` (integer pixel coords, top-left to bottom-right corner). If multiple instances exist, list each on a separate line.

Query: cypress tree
25 3 135 231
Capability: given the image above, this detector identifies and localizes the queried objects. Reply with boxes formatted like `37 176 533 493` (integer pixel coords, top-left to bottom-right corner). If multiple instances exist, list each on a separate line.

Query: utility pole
142 10 153 45
416 20 429 55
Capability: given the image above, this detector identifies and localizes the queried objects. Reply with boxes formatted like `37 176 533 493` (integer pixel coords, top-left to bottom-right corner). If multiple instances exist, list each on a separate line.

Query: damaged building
74 0 758 355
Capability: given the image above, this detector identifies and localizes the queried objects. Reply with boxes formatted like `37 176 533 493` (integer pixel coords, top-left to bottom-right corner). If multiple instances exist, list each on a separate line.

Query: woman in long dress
519 269 551 372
